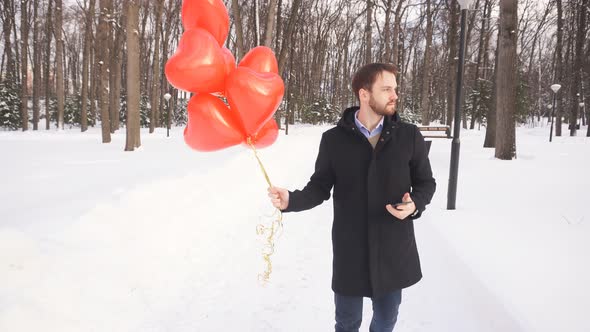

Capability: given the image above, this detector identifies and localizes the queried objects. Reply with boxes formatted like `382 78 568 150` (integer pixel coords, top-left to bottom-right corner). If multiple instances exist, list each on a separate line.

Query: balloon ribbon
247 137 283 285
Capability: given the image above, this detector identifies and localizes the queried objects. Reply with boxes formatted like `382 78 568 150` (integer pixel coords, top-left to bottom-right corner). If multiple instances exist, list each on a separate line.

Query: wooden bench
418 126 451 156
418 125 451 139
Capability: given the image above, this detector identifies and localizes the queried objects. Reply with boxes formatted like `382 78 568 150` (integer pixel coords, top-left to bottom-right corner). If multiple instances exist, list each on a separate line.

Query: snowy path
1 125 589 331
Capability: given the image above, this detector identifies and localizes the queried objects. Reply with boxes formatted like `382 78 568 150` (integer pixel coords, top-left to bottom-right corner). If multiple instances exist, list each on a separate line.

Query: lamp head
550 84 562 93
164 93 172 101
457 0 474 9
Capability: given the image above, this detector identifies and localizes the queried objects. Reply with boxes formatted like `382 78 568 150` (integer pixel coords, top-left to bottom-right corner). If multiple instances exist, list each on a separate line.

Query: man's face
364 72 398 116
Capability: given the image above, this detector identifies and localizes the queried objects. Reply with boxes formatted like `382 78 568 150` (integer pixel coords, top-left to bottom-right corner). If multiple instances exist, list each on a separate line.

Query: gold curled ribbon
247 136 283 285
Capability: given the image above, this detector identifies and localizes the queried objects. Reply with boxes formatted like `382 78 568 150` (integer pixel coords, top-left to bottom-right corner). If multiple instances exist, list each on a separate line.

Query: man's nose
391 91 398 101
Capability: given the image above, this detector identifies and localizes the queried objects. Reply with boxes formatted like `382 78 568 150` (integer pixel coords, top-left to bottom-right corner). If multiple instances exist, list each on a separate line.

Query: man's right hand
268 186 289 211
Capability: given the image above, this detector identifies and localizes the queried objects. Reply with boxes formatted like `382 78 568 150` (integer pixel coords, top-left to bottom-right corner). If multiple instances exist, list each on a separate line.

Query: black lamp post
447 0 472 210
549 84 561 142
580 102 585 126
164 93 172 137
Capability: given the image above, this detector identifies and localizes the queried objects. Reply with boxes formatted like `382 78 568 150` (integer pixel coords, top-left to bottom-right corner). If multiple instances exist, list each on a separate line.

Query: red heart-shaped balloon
165 28 225 94
226 67 285 136
244 118 279 149
184 93 245 151
239 46 279 74
181 0 229 46
221 47 236 77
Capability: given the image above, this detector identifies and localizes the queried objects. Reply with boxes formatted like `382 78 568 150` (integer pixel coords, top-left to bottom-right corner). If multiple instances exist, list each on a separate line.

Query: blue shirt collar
354 110 384 139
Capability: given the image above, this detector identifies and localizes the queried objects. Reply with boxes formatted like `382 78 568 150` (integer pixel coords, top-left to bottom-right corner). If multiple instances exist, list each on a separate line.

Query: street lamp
580 102 586 126
549 84 561 142
164 93 172 137
447 0 473 210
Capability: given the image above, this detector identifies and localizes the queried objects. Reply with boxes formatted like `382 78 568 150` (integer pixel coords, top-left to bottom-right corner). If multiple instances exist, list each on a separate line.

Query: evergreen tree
119 93 151 128
0 81 22 130
173 98 188 127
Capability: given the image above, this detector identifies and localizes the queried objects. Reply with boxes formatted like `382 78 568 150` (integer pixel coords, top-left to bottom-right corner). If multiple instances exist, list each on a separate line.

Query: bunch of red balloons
165 0 284 151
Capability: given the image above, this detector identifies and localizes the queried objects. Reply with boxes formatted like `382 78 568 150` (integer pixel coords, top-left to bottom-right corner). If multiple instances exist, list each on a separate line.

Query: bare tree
393 1 407 63
32 0 40 130
55 0 65 130
263 0 279 48
446 0 458 126
365 0 373 63
419 0 434 125
2 0 16 82
125 0 140 151
20 0 29 130
555 0 564 136
44 0 53 130
231 0 245 59
569 0 587 136
109 1 124 133
81 0 95 132
149 0 163 133
484 32 500 148
277 0 303 75
97 0 112 142
494 0 518 160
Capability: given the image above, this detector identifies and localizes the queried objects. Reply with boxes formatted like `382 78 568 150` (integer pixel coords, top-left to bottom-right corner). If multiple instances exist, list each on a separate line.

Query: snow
1 123 589 331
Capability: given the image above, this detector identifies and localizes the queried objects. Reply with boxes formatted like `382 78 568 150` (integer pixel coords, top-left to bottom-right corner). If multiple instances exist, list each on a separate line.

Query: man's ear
359 88 369 101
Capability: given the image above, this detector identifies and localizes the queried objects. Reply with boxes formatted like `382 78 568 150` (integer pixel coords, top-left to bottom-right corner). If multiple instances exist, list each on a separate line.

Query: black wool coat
283 107 436 298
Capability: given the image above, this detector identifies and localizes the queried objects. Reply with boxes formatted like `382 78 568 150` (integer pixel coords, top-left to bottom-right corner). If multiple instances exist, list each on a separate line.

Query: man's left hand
385 192 416 221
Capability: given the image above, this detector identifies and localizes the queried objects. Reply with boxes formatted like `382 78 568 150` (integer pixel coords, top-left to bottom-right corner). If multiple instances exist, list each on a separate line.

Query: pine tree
0 81 22 130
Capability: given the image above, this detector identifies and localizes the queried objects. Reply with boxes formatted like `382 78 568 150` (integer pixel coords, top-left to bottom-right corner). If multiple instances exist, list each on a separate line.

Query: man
268 63 436 332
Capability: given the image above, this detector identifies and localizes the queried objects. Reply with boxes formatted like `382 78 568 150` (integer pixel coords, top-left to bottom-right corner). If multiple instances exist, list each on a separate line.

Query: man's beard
369 95 396 116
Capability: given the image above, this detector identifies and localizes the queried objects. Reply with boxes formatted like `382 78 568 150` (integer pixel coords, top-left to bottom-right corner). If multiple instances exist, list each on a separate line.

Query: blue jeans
334 290 402 332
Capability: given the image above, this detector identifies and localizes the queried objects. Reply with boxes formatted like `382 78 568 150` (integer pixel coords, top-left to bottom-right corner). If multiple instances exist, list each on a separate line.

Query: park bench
417 125 451 156
418 125 451 139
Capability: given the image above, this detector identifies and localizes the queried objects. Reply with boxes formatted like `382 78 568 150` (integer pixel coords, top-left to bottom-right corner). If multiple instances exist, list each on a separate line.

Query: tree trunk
263 0 278 48
110 13 123 134
391 0 405 65
484 23 500 148
278 0 302 76
383 0 393 62
90 46 97 126
365 0 373 63
44 0 53 129
32 0 40 130
2 0 16 82
54 0 65 130
97 0 111 142
419 0 433 125
569 0 587 136
555 0 563 136
231 0 245 60
149 0 163 133
10 1 20 85
20 0 29 131
125 0 141 151
494 0 518 160
470 0 491 130
81 0 95 132
446 1 458 127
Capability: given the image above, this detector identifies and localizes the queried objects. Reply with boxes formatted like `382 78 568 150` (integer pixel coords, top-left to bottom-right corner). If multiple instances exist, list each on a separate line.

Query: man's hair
351 63 398 101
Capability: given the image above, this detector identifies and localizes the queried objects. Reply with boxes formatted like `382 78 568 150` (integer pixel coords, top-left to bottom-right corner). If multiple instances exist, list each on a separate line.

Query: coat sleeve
282 132 334 213
409 126 436 219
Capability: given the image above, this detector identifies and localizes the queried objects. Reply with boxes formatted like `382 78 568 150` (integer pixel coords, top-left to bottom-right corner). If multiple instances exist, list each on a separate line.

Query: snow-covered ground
1 123 589 331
